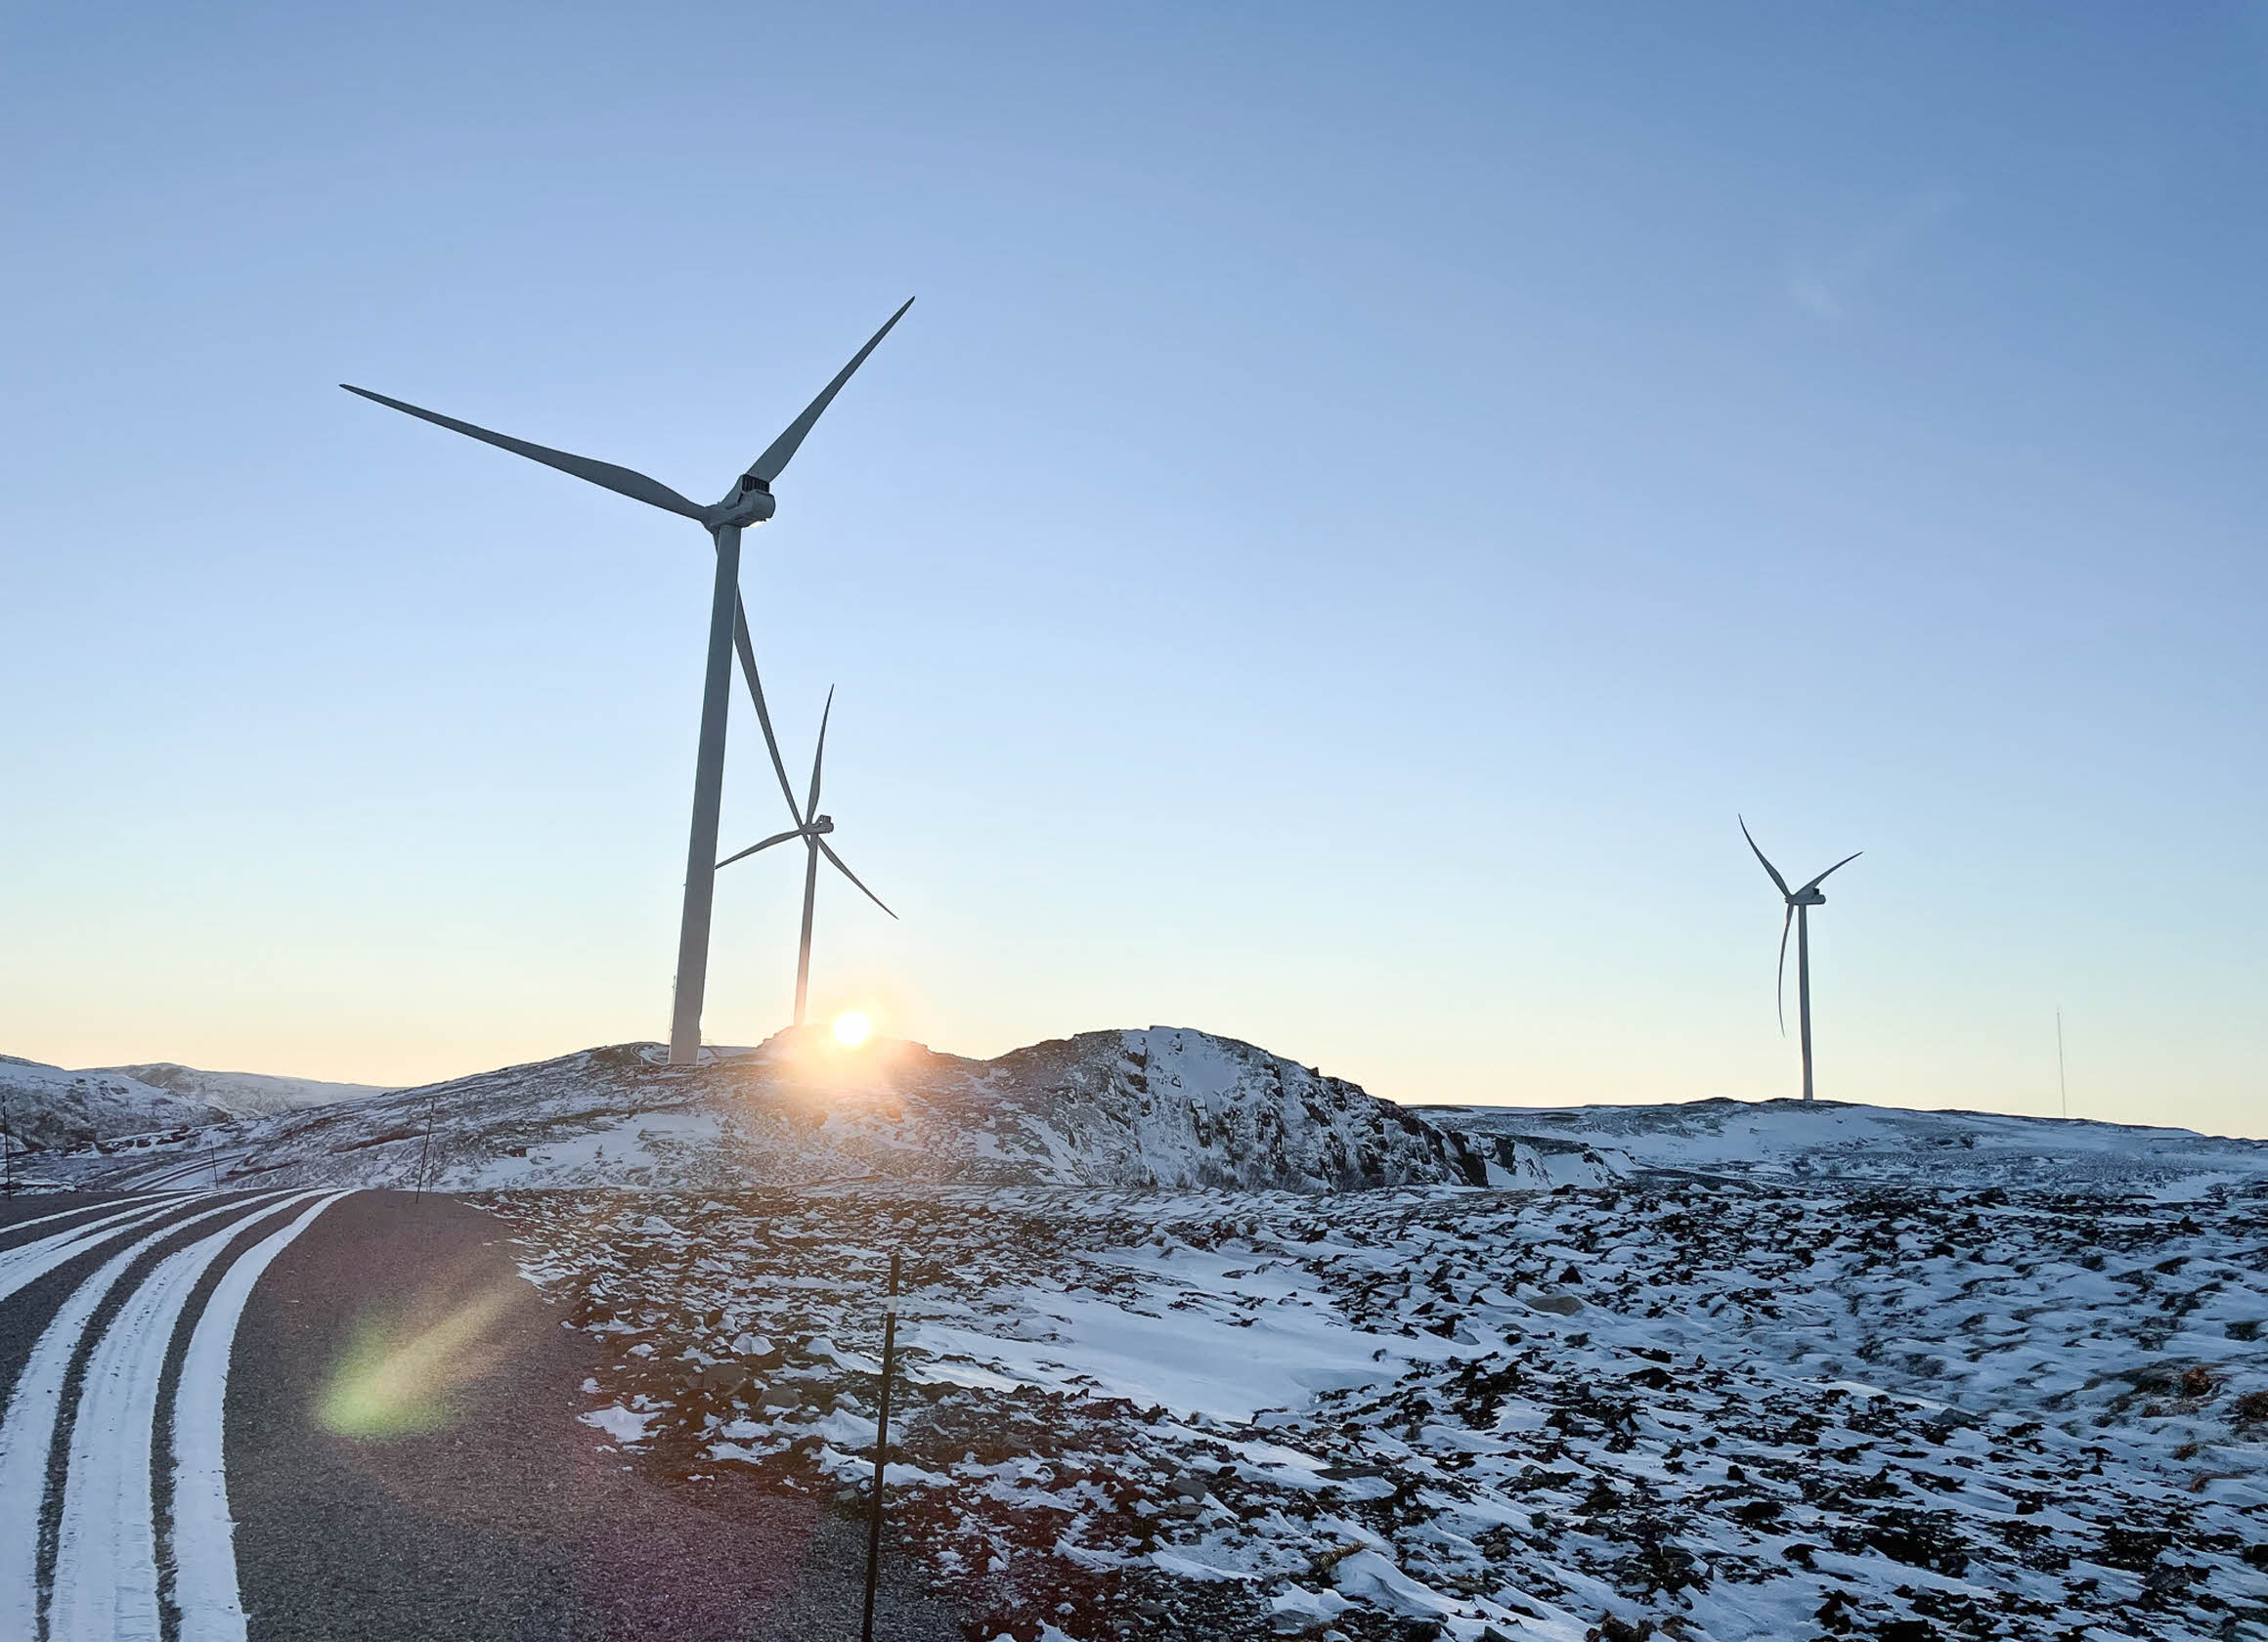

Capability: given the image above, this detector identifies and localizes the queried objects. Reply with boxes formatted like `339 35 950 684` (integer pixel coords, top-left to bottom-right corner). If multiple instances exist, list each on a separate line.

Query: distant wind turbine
1739 817 1861 1102
342 300 913 1064
717 681 896 1028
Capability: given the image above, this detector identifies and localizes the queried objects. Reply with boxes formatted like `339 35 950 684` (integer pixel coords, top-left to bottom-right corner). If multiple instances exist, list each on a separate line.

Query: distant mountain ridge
0 1054 386 1153
91 1061 393 1119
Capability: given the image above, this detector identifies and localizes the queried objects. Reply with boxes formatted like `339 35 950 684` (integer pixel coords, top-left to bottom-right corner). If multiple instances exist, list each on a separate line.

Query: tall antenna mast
2056 1005 2068 1119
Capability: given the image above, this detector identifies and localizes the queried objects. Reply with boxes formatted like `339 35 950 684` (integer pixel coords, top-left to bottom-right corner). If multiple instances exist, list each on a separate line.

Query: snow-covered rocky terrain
492 1145 2268 1642
41 1027 1592 1195
0 1053 381 1157
26 1028 2268 1638
0 1056 214 1150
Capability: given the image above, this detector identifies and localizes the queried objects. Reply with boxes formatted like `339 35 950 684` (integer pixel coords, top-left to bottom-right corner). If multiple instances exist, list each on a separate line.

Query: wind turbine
342 300 912 1064
717 682 896 1027
1739 817 1861 1102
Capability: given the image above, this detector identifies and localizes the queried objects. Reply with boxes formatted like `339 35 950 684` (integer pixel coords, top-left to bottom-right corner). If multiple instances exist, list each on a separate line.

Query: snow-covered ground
24 1028 2268 1637
490 1133 2268 1641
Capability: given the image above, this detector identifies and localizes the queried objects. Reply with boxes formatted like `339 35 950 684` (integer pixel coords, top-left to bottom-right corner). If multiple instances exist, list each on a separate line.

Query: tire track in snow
0 1194 168 1242
0 1197 214 1311
47 1190 347 1642
102 1153 249 1193
167 1191 354 1642
0 1190 313 1639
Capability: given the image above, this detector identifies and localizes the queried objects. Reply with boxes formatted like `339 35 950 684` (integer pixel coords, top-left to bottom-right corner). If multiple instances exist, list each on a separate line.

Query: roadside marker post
860 1251 900 1642
413 1097 438 1202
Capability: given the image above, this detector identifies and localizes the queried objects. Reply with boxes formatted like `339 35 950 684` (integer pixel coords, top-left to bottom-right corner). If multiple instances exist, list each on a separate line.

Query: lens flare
832 1010 873 1048
317 1284 519 1439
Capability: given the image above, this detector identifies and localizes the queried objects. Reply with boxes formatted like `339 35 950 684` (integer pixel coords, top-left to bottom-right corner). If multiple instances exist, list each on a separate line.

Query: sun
831 1010 874 1049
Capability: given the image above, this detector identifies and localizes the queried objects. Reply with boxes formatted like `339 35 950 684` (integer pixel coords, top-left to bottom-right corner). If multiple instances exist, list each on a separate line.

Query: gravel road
0 1188 959 1640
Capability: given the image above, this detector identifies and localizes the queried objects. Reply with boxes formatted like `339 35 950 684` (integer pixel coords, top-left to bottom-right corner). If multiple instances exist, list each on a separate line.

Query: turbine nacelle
709 475 777 529
1789 886 1827 907
807 815 835 837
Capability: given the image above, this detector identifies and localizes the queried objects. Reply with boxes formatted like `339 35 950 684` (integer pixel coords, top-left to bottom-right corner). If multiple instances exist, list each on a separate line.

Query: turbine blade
1799 850 1863 894
1775 904 1793 1036
819 840 897 920
1739 815 1793 898
716 829 802 870
806 686 835 818
736 298 914 489
340 386 707 519
732 598 805 828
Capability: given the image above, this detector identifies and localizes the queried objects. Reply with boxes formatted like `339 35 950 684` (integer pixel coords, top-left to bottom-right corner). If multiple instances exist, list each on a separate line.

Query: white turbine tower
344 300 912 1063
1739 816 1861 1102
716 682 896 1027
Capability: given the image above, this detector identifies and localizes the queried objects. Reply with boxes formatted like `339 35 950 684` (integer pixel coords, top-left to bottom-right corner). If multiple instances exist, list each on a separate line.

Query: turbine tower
343 300 912 1064
717 683 896 1026
1739 817 1861 1102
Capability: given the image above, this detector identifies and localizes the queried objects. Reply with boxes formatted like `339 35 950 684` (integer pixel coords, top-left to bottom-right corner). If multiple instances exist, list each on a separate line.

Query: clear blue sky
3 3 2262 1136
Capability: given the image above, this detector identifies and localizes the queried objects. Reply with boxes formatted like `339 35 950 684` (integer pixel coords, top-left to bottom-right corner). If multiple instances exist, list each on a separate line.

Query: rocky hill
0 1056 213 1151
43 1026 1631 1195
1 1051 384 1158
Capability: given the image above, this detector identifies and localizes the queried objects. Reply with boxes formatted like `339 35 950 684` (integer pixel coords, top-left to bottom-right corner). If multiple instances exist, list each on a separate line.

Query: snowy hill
43 1026 1618 1194
90 1060 390 1119
1420 1096 2268 1196
0 1056 214 1150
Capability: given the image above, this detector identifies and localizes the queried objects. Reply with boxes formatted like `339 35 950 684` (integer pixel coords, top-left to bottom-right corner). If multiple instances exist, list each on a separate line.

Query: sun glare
832 1010 874 1049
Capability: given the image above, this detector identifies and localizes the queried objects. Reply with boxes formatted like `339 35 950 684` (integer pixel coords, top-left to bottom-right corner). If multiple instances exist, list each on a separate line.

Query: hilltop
38 1026 1625 1195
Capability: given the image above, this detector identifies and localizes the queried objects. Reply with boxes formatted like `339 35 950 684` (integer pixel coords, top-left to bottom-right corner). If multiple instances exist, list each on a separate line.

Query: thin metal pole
2056 1006 2068 1119
794 838 821 1027
1796 904 1814 1102
208 1144 220 1190
1 1091 14 1198
414 1097 438 1202
860 1251 899 1642
669 523 744 1065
